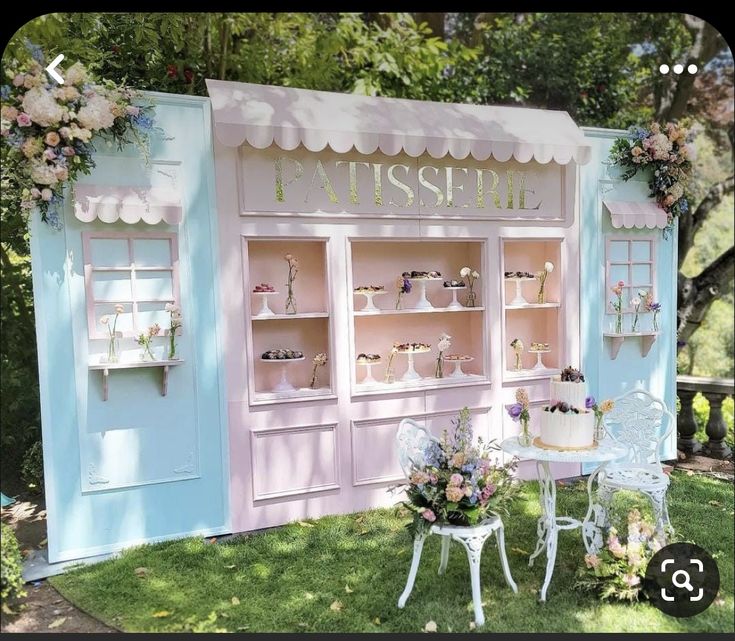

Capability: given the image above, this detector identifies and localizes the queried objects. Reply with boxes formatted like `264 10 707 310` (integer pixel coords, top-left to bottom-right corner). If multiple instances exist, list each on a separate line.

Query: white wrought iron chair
395 418 517 627
597 388 676 535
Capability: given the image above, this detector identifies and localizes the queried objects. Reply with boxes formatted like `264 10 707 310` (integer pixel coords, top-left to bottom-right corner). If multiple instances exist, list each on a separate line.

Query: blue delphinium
1 85 11 100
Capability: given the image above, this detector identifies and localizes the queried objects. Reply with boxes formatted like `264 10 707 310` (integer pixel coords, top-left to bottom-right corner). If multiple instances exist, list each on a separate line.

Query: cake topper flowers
536 261 554 304
284 253 298 314
309 352 327 389
610 280 625 334
510 338 524 371
434 333 452 378
460 267 480 307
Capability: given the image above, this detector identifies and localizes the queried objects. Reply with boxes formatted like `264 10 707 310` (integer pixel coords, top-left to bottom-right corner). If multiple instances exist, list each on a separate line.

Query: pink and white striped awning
603 200 669 229
73 185 182 225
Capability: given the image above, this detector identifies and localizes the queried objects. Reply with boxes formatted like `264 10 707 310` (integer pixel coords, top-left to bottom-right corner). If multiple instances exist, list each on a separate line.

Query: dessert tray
443 281 467 310
260 349 305 392
532 436 599 452
356 353 382 384
252 283 279 317
529 343 551 370
504 271 536 306
354 285 389 312
395 342 431 382
405 271 442 309
442 354 473 378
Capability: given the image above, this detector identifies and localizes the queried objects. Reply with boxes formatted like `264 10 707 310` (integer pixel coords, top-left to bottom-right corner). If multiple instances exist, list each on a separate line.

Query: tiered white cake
538 366 595 449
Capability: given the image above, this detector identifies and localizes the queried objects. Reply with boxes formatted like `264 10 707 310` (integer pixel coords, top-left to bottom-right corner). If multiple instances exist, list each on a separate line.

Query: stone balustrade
677 375 734 459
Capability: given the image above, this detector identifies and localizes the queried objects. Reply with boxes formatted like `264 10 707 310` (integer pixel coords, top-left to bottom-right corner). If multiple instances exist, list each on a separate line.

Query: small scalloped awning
73 185 182 225
205 79 592 165
604 200 669 229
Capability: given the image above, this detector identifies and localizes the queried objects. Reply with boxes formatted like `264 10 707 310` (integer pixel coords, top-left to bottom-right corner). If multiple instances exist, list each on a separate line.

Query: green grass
50 471 734 633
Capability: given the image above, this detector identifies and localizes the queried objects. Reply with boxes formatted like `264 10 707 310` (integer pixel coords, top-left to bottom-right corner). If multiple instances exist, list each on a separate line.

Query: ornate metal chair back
396 418 440 478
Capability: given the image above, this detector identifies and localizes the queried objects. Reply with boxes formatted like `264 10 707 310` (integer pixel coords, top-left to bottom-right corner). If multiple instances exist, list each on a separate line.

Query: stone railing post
676 386 701 454
702 392 732 459
677 375 733 460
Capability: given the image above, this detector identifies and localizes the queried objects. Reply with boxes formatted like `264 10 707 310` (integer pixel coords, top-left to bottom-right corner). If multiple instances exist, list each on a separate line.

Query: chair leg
438 535 450 575
661 495 674 536
494 524 518 594
596 484 616 530
456 536 486 627
398 531 426 608
644 489 669 538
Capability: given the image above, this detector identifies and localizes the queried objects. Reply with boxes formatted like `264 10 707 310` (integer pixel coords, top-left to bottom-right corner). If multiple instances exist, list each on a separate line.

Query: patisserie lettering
274 156 541 210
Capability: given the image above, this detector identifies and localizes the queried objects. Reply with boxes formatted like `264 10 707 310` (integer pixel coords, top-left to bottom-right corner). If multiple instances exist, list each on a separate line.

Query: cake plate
506 276 536 306
357 358 381 383
260 356 305 391
529 348 551 370
408 277 442 310
443 285 467 310
443 355 473 378
253 291 279 317
354 289 389 313
397 346 431 381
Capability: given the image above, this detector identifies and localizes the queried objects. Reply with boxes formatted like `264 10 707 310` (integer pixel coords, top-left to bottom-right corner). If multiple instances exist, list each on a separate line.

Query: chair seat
430 516 501 538
601 465 669 490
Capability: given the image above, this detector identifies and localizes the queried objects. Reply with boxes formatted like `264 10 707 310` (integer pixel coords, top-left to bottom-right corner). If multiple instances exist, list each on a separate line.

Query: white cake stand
354 290 388 313
530 348 551 370
506 276 536 306
443 355 473 378
397 346 431 381
260 356 305 391
357 358 381 383
253 291 279 317
408 277 442 310
443 285 466 310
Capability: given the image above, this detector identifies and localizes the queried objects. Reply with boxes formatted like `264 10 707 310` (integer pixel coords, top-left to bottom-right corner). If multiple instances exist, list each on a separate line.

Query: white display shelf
252 312 329 321
354 306 484 317
88 359 184 401
503 367 561 383
505 302 560 310
603 332 659 360
251 387 335 405
353 374 489 397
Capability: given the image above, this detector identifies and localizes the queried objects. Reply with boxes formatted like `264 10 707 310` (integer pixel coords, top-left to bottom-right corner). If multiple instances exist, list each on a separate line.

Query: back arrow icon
45 54 65 84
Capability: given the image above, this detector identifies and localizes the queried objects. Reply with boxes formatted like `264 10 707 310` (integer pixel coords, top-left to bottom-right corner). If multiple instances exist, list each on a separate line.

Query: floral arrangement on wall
1 42 157 227
400 407 518 536
575 508 665 601
609 122 694 235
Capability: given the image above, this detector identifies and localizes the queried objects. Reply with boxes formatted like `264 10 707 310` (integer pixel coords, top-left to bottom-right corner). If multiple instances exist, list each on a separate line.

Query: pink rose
449 473 463 486
421 509 436 523
41 188 53 201
54 166 69 181
617 280 625 287
16 113 32 127
30 187 41 199
61 146 75 157
12 74 25 87
43 148 56 161
445 485 464 502
45 131 61 146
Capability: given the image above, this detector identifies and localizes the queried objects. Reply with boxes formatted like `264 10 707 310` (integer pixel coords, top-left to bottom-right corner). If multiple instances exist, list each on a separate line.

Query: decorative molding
173 451 196 475
88 463 109 485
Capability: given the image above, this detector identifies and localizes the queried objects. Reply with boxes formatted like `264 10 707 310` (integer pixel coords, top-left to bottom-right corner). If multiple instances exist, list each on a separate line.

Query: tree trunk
413 12 446 39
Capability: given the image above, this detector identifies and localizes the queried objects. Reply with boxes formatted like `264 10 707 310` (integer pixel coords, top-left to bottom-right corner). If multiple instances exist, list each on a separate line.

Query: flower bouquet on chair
398 408 518 536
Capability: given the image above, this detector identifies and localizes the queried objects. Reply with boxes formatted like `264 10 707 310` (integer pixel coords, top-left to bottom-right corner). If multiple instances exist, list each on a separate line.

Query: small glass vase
514 352 522 371
104 334 120 363
168 331 177 360
615 312 623 334
537 281 546 304
285 284 297 315
465 289 477 308
631 312 640 333
518 418 532 447
140 341 156 361
653 312 659 333
594 416 606 442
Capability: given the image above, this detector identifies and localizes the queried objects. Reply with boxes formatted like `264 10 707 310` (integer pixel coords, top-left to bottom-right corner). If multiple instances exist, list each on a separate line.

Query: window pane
632 264 652 285
609 264 628 286
608 241 629 262
631 241 651 261
135 271 173 300
136 302 169 334
90 238 129 267
133 238 172 267
92 271 132 301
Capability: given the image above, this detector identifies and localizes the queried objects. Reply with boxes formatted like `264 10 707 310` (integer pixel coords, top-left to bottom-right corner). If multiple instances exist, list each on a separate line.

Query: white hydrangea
65 62 88 85
77 94 116 130
30 160 59 185
648 133 672 161
21 87 64 127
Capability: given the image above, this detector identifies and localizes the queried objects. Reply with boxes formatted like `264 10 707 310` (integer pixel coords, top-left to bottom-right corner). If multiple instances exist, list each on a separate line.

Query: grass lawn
50 471 734 633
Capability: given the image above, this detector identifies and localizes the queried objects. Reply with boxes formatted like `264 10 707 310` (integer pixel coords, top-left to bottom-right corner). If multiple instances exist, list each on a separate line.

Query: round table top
500 436 628 463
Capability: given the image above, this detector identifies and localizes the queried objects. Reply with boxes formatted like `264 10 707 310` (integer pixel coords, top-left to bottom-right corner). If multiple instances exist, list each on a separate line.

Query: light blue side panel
580 129 678 474
30 94 229 562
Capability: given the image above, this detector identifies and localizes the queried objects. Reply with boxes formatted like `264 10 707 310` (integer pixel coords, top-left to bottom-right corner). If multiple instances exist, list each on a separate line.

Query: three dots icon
660 63 698 75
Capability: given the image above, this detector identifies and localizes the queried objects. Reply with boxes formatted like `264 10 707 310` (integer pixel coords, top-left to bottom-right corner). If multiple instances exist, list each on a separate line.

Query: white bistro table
500 436 628 601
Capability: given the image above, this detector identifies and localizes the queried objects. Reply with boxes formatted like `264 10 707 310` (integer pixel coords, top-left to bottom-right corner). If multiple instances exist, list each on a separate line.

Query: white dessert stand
500 436 627 602
358 358 381 383
354 289 388 313
397 347 431 381
443 355 473 378
506 276 536 306
529 348 551 370
253 291 279 317
408 277 442 310
260 356 305 391
443 285 466 310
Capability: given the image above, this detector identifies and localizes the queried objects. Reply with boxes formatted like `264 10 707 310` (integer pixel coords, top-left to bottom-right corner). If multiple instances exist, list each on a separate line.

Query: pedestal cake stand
253 291 279 317
506 276 536 306
355 289 389 313
408 278 442 310
443 285 467 310
397 346 431 381
260 356 305 391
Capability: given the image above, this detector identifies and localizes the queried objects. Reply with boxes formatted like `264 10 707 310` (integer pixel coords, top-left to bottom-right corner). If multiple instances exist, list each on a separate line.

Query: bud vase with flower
284 253 298 314
610 280 624 333
99 304 125 363
508 387 532 446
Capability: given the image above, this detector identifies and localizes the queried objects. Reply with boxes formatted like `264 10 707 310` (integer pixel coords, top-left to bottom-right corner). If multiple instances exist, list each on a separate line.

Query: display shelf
354 306 484 317
505 302 560 310
503 367 561 383
251 387 335 405
88 359 184 401
252 312 329 321
353 374 489 397
603 332 659 360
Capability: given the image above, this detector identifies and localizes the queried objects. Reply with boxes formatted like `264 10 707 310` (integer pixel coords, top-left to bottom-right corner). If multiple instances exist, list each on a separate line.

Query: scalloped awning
205 80 592 165
604 200 668 229
73 185 182 225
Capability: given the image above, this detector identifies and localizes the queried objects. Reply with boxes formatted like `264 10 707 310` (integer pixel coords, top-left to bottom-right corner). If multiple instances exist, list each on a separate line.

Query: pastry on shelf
395 342 431 353
354 285 385 294
253 283 276 293
530 342 551 351
261 348 304 360
443 279 466 288
356 353 381 363
408 270 442 279
442 353 473 361
504 270 536 279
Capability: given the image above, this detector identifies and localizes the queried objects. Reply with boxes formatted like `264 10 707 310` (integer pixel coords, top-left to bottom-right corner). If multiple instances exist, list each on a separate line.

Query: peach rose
45 131 61 146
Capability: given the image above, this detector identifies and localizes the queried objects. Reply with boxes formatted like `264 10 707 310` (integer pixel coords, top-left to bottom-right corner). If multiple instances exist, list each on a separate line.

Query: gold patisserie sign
274 156 542 210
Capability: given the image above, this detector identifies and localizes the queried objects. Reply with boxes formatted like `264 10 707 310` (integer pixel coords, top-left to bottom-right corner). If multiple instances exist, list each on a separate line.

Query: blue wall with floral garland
30 93 229 563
